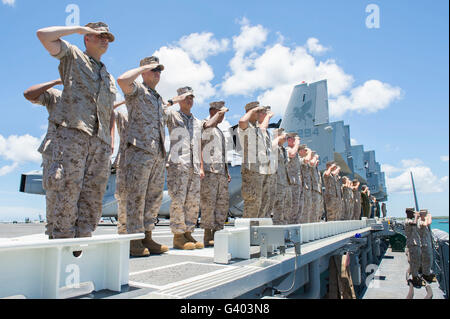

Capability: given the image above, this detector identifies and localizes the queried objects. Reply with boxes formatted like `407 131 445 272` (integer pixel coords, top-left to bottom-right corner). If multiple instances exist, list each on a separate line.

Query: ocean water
431 219 449 234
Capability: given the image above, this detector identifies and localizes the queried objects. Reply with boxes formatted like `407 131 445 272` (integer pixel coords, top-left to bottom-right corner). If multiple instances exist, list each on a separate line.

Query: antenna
410 171 419 211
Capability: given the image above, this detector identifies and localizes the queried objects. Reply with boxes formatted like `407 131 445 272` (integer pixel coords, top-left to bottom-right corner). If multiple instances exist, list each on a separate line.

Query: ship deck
0 221 446 299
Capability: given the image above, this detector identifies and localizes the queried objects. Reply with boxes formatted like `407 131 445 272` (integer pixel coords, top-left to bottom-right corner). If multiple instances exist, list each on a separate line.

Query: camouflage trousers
336 199 345 220
123 145 165 234
168 166 200 234
324 196 338 221
421 242 433 276
311 191 323 222
352 199 361 220
115 148 127 234
286 184 301 224
200 172 229 231
48 126 111 239
297 190 306 223
241 169 271 218
264 174 277 218
272 184 293 225
42 154 56 237
301 189 313 223
407 245 422 277
345 199 354 220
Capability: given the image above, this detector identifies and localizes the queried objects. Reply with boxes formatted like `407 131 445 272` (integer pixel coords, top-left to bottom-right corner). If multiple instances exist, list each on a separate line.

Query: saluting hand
77 26 104 35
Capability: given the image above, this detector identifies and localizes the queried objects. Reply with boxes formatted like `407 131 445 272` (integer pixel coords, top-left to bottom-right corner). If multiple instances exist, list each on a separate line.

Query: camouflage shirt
238 121 272 175
310 166 321 192
300 160 311 191
124 81 165 157
166 110 202 174
417 220 432 246
276 145 289 186
286 148 301 185
201 120 229 176
323 172 336 200
31 88 61 156
113 109 128 167
51 39 117 145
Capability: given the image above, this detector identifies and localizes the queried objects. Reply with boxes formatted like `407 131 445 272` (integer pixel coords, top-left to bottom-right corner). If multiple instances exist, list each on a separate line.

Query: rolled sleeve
52 39 72 60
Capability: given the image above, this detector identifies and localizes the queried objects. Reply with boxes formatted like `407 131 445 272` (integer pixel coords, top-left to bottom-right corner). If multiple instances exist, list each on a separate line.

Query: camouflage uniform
122 81 166 234
300 160 312 223
286 148 301 224
323 173 339 221
311 166 324 222
238 121 272 218
200 121 229 231
405 218 422 278
49 39 116 238
352 189 361 220
342 186 354 220
272 146 292 225
166 108 202 234
418 220 433 276
335 176 345 220
113 110 128 234
30 88 61 237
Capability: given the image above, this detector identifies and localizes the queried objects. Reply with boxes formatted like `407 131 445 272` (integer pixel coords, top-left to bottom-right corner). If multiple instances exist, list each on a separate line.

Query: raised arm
259 111 273 131
203 109 228 129
113 100 126 109
238 106 263 130
116 65 156 95
324 164 337 177
36 25 102 56
287 136 301 158
23 79 62 102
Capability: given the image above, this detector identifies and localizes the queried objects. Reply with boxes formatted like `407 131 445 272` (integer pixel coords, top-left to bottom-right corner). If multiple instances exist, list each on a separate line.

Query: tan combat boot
130 240 150 257
142 231 169 254
173 233 196 250
184 232 204 249
203 229 214 247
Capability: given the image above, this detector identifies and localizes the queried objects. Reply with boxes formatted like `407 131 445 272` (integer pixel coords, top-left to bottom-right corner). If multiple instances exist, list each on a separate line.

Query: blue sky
0 0 448 220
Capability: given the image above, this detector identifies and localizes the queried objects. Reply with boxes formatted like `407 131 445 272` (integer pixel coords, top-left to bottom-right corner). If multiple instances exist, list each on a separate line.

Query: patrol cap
140 56 165 71
209 101 228 112
177 86 195 98
326 161 336 167
419 209 428 215
286 132 298 138
85 22 115 42
245 101 260 112
298 144 307 150
405 208 415 214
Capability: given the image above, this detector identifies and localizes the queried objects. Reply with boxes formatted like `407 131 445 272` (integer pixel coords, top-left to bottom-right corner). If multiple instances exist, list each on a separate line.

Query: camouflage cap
85 22 115 42
286 132 298 138
140 56 165 70
419 209 428 215
209 101 228 112
298 144 307 150
245 101 260 112
326 161 336 167
177 86 195 98
405 208 415 214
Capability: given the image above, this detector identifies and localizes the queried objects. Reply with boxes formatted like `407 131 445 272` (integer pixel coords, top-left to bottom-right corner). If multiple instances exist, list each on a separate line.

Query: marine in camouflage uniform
24 81 62 238
166 87 204 249
300 152 313 223
334 170 345 220
271 129 292 225
238 102 273 219
200 101 231 246
404 208 422 282
323 162 339 221
285 134 301 224
310 154 324 222
351 180 361 220
36 22 117 239
418 210 434 280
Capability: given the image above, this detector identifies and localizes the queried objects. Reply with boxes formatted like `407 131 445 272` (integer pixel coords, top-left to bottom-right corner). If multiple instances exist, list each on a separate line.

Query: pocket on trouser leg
44 161 65 191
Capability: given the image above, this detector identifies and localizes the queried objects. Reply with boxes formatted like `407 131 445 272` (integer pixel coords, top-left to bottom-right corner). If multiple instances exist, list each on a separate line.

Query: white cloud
350 138 358 145
383 158 448 194
220 19 401 118
440 155 449 162
329 80 403 117
0 134 41 163
2 0 15 7
178 32 229 61
153 46 216 104
306 38 329 55
0 134 42 176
